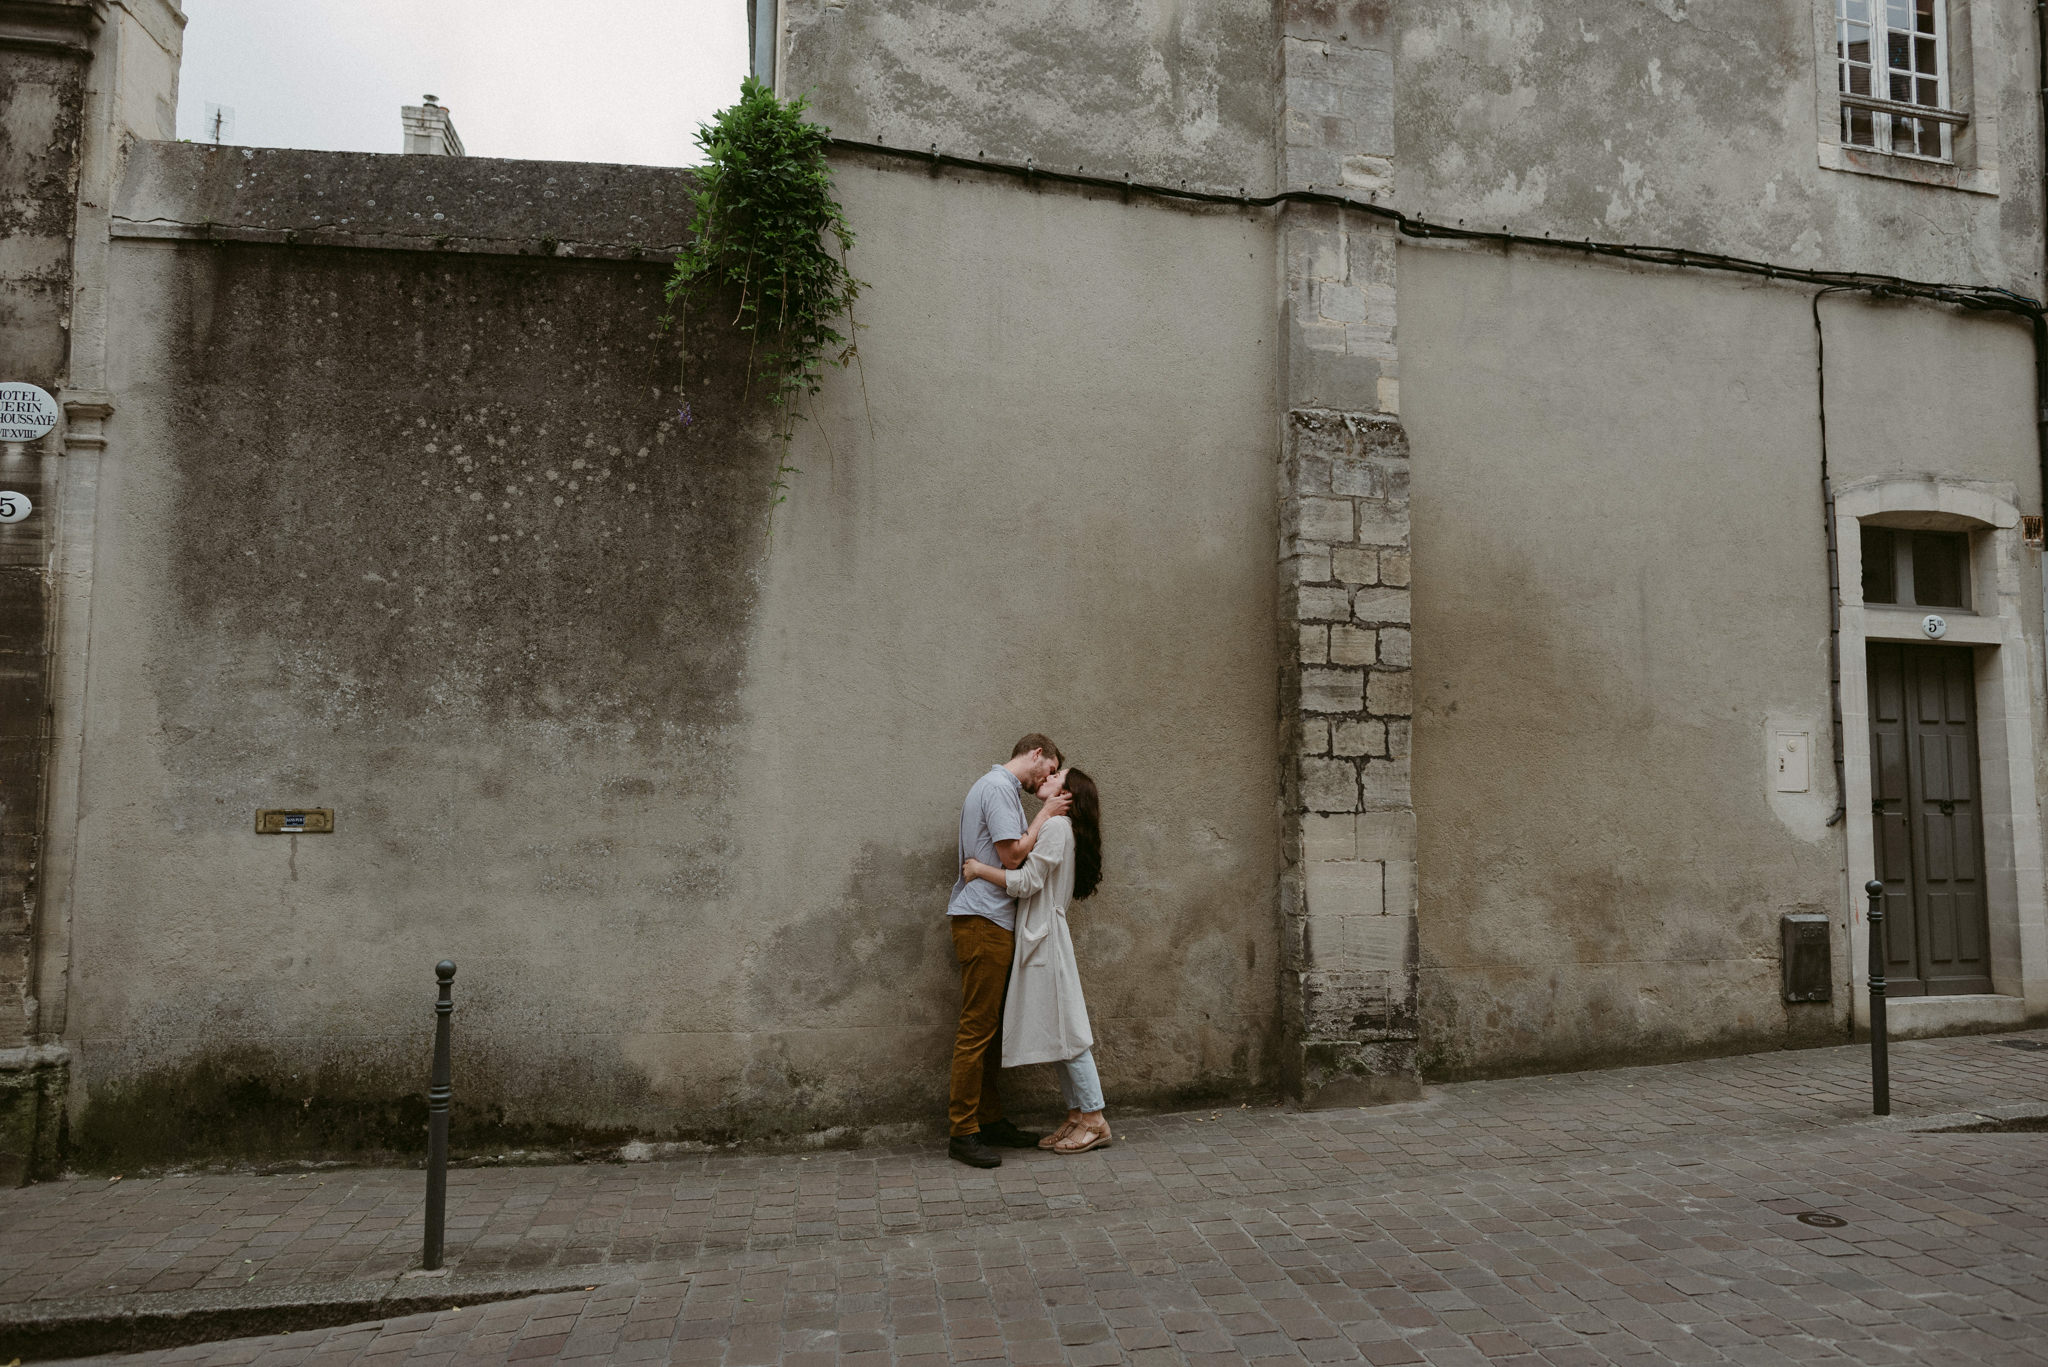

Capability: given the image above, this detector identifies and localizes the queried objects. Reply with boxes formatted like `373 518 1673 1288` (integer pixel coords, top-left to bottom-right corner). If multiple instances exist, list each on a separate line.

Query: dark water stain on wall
0 41 84 1084
157 244 773 745
68 1046 657 1173
751 841 955 1029
1412 518 1841 1079
0 45 85 381
68 236 788 1166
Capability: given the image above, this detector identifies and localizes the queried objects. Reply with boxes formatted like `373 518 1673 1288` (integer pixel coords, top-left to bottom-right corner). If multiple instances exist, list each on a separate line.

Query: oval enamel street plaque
0 383 59 443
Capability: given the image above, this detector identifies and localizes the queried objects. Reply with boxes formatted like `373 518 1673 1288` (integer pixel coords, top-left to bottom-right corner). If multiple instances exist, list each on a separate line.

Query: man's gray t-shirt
948 765 1027 931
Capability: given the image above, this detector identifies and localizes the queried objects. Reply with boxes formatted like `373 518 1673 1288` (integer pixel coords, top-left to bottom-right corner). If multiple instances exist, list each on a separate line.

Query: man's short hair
1012 733 1062 766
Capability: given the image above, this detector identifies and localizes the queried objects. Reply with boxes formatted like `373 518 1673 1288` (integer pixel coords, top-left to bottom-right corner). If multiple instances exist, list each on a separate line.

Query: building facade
0 0 2042 1179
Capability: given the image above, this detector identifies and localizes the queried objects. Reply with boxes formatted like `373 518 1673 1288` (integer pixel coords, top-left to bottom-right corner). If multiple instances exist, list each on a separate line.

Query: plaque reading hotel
0 382 59 443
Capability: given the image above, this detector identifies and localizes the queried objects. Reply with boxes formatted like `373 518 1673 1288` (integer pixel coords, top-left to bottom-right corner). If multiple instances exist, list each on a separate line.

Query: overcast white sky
174 1 749 167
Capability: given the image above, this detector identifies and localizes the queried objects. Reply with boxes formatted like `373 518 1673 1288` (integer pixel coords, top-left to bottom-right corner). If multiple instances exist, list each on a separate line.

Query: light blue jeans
1059 1049 1105 1113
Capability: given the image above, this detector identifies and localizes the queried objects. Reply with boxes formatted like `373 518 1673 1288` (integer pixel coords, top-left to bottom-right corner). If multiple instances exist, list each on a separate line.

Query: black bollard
1864 881 1889 1116
423 959 456 1270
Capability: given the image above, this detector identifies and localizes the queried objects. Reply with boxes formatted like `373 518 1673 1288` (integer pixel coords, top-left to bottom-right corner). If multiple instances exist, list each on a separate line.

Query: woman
962 766 1108 1154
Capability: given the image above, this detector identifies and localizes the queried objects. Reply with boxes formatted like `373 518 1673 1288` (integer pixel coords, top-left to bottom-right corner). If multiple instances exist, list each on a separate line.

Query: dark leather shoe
978 1118 1043 1148
948 1135 1002 1168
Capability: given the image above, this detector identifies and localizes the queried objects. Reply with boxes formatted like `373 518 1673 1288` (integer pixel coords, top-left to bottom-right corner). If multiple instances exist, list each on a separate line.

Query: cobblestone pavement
6 1030 2045 1365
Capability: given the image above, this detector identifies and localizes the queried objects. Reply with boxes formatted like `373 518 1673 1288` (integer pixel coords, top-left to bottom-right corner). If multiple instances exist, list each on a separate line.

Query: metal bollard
423 959 456 1270
1863 881 1889 1116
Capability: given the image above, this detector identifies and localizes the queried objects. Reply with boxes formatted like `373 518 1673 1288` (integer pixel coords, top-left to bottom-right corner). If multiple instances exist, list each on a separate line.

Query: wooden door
1867 643 1993 995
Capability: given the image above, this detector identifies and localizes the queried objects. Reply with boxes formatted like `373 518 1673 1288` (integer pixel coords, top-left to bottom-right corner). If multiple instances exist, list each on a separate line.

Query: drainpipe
1815 287 1849 831
1823 475 1846 830
2037 4 2048 519
2037 3 2048 769
751 0 779 88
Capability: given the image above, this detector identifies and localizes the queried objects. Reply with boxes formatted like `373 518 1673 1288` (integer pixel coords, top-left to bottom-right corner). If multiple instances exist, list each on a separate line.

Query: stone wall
15 0 2048 1178
1401 249 2045 1075
1398 0 2041 292
45 141 1286 1168
1273 3 1419 1104
0 0 96 1185
782 0 1278 193
1283 409 1417 1101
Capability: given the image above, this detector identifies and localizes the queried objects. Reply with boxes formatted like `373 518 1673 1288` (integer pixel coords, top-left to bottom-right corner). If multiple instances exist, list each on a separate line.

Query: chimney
400 95 465 156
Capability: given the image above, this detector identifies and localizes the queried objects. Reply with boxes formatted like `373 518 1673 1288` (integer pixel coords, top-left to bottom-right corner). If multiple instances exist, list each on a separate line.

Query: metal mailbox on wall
1781 913 1831 1002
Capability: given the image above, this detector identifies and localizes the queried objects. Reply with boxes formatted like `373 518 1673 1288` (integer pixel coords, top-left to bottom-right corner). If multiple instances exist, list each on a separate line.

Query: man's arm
994 791 1071 868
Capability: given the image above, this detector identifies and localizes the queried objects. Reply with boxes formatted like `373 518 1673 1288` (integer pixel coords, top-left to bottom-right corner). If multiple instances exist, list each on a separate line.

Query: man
945 733 1069 1167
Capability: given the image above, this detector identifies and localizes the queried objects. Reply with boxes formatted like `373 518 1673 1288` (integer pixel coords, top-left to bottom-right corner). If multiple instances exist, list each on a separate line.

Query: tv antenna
204 102 236 144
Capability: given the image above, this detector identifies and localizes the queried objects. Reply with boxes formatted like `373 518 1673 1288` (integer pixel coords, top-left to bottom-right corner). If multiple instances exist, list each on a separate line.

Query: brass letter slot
256 808 334 835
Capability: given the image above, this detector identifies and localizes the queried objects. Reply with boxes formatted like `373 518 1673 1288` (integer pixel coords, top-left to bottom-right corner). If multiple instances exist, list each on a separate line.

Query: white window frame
1836 0 1961 162
1815 0 1997 195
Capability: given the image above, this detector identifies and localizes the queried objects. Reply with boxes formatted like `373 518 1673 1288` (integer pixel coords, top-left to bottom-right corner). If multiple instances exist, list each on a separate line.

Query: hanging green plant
666 77 866 525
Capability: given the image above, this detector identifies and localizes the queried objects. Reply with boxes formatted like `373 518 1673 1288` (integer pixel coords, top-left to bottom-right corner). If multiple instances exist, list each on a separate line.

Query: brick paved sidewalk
5 1031 2044 1305
4 1030 2044 1365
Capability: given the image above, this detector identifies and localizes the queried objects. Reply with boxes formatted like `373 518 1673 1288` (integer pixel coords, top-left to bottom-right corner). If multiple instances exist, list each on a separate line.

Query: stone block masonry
1275 2 1417 1107
1279 410 1419 1104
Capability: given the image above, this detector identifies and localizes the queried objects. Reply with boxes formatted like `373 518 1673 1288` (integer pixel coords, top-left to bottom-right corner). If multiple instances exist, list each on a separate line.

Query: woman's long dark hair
1065 767 1102 900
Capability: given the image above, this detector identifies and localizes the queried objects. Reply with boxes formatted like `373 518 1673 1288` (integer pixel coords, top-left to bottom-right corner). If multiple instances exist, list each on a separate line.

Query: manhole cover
1994 1039 2046 1051
1795 1211 1848 1228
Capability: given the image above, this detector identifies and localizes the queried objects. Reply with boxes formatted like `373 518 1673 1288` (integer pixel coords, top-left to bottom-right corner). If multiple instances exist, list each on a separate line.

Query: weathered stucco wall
1400 243 2043 1077
759 0 2048 1094
61 144 1280 1165
714 155 1283 1119
2 0 185 1186
1398 0 2042 291
1 7 94 1186
0 39 84 386
0 35 83 1073
781 0 1279 193
37 0 2048 1163
783 0 2041 290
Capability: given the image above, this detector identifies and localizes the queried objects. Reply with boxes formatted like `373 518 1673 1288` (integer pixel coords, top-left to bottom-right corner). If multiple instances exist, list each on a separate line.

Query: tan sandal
1038 1119 1080 1150
1054 1122 1112 1154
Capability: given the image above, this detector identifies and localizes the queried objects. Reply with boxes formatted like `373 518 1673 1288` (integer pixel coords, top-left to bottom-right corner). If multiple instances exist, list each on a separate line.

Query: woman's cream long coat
1000 816 1095 1067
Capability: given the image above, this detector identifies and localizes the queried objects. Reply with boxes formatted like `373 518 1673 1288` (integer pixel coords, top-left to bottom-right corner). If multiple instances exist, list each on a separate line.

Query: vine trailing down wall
666 77 866 527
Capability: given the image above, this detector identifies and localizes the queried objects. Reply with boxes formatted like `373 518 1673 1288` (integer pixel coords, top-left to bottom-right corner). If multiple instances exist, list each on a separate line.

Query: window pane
1914 0 1937 32
1848 107 1877 145
1863 527 1898 604
1916 77 1938 107
1910 531 1968 608
1886 0 1910 28
1847 60 1872 94
1888 31 1910 70
1914 35 1936 75
1890 73 1911 102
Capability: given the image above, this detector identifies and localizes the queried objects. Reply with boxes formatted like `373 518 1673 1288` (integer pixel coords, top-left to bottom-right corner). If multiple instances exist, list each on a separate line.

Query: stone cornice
115 142 700 261
0 0 101 56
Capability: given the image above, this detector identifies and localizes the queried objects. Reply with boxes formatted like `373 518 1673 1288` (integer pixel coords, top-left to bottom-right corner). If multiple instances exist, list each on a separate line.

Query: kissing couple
944 733 1108 1168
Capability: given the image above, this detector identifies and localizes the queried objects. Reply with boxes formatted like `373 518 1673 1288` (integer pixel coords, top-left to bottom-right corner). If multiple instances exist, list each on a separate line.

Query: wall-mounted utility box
255 808 334 834
1772 730 1811 792
1781 913 1831 1002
